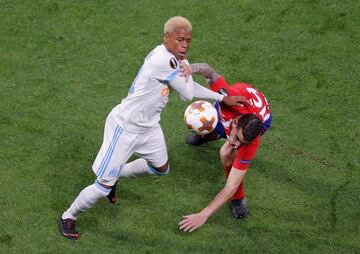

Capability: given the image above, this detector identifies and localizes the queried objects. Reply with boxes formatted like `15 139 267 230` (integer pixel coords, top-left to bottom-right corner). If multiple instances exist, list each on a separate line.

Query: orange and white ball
184 101 218 135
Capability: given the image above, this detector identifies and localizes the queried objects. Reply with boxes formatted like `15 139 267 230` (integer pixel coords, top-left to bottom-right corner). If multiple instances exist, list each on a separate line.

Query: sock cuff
94 180 111 194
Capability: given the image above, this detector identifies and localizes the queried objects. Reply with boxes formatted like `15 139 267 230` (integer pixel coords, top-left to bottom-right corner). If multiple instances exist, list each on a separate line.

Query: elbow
180 94 193 101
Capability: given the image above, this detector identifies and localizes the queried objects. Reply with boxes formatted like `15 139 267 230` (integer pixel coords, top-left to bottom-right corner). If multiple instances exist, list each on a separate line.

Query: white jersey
113 44 181 133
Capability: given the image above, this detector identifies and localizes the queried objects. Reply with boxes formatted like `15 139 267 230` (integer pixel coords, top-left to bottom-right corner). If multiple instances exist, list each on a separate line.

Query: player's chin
177 53 187 60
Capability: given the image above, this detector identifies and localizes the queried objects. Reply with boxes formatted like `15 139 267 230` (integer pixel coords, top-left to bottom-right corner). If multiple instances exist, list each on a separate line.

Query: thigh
134 125 168 168
92 115 136 181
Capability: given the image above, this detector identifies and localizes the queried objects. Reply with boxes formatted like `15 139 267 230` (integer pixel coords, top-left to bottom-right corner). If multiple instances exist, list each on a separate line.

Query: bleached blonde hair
164 16 192 33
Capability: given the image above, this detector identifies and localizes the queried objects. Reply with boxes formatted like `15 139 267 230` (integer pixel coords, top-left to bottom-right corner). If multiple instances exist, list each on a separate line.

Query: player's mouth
178 51 186 58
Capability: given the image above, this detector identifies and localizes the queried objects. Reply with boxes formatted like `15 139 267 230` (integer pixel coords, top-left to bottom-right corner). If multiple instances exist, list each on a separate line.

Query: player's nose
181 41 190 49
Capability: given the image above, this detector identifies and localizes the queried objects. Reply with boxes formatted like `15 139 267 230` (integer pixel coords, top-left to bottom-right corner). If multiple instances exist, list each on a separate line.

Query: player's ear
164 32 169 42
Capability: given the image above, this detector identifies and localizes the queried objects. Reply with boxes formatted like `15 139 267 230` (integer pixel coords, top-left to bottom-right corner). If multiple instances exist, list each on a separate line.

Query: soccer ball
184 101 218 135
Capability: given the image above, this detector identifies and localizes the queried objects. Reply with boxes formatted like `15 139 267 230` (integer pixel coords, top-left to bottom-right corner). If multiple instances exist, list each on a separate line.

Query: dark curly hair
237 114 263 142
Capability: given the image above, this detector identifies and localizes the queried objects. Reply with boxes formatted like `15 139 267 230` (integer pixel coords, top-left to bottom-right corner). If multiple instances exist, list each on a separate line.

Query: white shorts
92 110 168 182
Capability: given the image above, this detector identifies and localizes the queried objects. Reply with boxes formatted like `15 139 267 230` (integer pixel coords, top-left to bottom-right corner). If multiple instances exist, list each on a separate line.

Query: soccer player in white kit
59 16 246 240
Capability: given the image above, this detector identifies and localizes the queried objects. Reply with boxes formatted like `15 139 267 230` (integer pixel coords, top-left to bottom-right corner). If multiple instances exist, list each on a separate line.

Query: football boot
59 217 80 240
186 131 221 146
231 198 249 219
107 181 118 204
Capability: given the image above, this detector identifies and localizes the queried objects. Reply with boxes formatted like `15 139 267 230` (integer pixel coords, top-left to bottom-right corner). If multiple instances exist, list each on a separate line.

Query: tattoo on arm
190 63 219 84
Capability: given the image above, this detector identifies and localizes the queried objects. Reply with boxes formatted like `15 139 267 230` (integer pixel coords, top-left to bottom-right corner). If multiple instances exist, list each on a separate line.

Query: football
184 101 218 135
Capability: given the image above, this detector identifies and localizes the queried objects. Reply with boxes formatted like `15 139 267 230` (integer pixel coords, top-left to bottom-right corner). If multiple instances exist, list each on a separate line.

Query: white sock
62 181 110 220
118 158 169 178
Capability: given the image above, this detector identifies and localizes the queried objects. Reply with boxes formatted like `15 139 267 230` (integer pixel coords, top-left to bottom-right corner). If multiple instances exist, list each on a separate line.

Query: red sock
224 165 232 177
232 180 245 201
224 166 245 200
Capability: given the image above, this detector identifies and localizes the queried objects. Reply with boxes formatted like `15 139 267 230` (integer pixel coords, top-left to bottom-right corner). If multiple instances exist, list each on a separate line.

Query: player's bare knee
156 162 168 172
150 162 170 176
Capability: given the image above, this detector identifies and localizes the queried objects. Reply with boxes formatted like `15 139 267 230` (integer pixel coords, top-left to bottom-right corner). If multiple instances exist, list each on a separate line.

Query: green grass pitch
0 0 359 253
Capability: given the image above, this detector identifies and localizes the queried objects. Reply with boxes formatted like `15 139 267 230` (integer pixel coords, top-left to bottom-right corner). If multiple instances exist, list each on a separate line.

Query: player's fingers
179 223 188 230
189 225 199 233
179 219 192 229
178 219 188 226
179 70 187 76
183 223 194 232
180 70 190 82
241 99 251 104
179 222 188 230
236 98 248 104
234 96 250 104
234 102 245 107
179 219 194 232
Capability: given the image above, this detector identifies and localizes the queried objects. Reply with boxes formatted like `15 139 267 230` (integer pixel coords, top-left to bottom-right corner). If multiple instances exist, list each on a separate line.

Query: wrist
200 207 212 219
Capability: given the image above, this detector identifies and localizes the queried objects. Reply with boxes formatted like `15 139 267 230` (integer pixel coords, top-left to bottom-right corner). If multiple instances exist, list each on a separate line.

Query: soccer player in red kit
179 63 272 232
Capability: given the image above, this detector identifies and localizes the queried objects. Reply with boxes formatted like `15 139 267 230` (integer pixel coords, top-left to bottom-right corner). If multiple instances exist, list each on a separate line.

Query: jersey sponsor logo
240 159 251 164
169 58 178 69
218 88 228 96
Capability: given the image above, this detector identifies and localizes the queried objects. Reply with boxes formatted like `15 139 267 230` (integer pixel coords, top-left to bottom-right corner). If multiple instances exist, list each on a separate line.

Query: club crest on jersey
169 58 178 69
161 86 170 97
109 167 120 177
218 88 228 96
240 159 251 164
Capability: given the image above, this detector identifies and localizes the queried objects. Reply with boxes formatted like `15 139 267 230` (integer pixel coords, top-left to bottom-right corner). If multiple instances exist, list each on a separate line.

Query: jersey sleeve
193 81 224 101
169 75 194 101
149 53 181 83
232 136 260 170
209 76 236 96
150 57 196 101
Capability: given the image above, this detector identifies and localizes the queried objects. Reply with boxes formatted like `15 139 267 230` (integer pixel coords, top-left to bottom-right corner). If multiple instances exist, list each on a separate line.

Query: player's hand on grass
180 62 192 82
179 213 208 232
222 95 250 107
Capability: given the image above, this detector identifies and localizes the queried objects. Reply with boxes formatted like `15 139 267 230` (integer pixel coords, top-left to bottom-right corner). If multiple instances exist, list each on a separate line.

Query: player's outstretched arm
180 62 250 106
179 168 246 232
